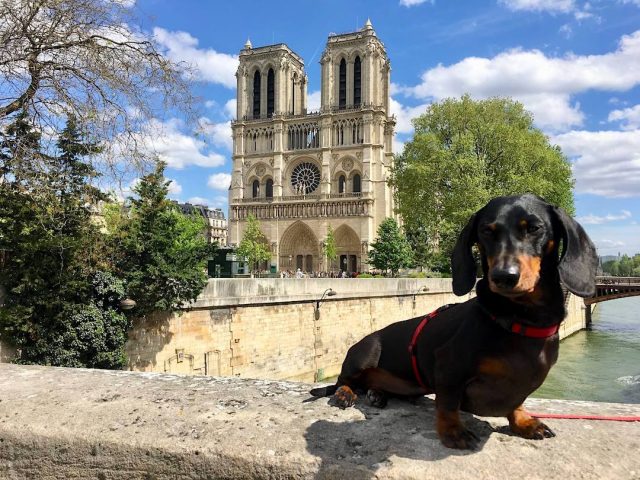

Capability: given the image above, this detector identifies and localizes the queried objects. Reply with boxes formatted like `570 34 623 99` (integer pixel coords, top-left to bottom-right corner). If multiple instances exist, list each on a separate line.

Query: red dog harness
408 304 455 390
408 303 561 389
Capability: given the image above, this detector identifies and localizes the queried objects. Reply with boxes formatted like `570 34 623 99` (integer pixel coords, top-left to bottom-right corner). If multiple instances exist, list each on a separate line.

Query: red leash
530 412 640 422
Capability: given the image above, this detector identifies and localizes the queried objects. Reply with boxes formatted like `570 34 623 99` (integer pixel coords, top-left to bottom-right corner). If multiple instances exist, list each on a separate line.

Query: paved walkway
1 364 639 479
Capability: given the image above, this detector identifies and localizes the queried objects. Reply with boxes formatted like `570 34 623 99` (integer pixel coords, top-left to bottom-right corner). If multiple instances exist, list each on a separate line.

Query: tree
323 226 338 271
105 162 213 318
0 115 129 368
391 95 574 272
0 0 193 169
236 214 271 277
368 218 413 277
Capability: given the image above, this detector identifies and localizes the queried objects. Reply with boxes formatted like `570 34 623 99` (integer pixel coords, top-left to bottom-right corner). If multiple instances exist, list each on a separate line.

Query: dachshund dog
310 194 598 449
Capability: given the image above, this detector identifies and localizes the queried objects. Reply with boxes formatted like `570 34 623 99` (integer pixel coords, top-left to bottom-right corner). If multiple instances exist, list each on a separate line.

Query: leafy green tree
106 162 213 317
236 214 271 277
0 115 129 368
368 218 413 277
391 95 574 272
323 226 338 270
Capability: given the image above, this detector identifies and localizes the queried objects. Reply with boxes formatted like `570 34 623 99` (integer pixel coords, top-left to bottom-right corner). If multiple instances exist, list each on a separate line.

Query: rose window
291 162 320 194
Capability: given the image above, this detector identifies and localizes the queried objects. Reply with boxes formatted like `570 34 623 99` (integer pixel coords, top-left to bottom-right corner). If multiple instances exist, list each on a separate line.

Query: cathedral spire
364 18 373 30
244 38 252 49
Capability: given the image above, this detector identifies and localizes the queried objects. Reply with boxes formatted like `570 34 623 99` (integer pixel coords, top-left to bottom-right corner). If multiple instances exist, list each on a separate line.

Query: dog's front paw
331 385 357 409
508 406 556 440
439 425 479 450
511 418 556 440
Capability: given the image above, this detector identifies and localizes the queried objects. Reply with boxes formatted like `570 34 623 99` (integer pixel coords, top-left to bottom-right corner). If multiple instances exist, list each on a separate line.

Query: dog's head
451 194 598 299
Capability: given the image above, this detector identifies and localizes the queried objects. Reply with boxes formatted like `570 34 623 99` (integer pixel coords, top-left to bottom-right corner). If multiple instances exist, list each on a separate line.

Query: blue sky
129 0 640 256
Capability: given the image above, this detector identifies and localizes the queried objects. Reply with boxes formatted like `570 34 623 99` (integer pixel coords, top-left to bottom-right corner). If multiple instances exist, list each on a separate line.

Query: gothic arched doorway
279 221 320 273
334 225 361 274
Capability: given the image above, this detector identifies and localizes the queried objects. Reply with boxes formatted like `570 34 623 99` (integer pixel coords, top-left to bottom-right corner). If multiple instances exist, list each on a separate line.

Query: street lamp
120 298 137 311
314 288 337 320
413 286 429 309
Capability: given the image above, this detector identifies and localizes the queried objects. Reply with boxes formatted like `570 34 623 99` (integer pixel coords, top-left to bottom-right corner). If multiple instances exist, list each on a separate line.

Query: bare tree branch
0 0 195 175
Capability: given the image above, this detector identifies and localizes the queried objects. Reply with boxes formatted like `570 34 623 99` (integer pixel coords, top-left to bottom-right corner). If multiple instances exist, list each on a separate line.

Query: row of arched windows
250 174 362 198
252 178 274 198
338 56 362 109
337 173 361 194
252 69 275 119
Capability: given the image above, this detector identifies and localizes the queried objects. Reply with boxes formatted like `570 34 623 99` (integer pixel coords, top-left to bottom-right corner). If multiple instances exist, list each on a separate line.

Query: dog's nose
491 266 520 289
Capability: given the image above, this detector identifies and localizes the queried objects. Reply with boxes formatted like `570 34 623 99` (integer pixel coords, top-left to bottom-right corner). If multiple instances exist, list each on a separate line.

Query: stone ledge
1 364 639 480
190 278 459 308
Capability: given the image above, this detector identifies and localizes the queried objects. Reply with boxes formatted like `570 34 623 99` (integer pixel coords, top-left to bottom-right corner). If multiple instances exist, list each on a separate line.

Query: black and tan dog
310 194 598 449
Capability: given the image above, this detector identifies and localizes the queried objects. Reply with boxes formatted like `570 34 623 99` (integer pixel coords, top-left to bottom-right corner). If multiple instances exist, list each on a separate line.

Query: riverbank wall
125 278 588 382
1 363 638 480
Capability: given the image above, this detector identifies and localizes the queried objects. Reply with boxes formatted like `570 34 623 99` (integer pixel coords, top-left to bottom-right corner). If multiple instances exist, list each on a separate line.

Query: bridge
585 276 640 305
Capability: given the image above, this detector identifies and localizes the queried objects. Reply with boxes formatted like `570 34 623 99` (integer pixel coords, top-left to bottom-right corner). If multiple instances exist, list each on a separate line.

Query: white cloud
188 196 228 209
208 173 232 191
224 99 237 119
393 137 406 155
595 239 625 248
552 129 640 197
199 118 233 151
307 90 321 112
620 0 640 6
608 104 640 130
577 210 632 225
134 118 227 169
153 27 238 88
498 0 575 13
167 178 182 196
403 30 640 131
389 97 429 134
111 0 136 7
559 24 573 38
399 0 434 6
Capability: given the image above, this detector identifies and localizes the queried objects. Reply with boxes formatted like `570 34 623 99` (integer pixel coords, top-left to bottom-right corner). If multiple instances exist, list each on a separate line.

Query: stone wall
125 278 587 382
2 363 639 480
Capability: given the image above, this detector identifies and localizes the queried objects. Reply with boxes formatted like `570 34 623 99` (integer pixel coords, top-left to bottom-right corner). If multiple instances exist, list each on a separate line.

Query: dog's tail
309 384 339 397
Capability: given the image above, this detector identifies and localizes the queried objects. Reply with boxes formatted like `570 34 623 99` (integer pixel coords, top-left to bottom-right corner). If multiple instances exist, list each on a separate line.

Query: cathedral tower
229 21 396 274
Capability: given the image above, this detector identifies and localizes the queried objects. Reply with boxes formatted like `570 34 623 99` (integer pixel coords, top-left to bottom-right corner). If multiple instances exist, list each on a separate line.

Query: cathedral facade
228 21 396 273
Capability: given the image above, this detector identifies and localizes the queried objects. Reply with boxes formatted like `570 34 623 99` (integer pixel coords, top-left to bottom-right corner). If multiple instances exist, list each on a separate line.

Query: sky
127 0 640 256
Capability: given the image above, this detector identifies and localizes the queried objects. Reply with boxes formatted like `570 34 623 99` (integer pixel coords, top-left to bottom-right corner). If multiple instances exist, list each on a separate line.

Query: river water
533 296 640 404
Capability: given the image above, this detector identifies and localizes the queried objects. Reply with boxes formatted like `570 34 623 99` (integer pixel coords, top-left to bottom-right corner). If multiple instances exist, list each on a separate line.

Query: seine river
533 296 640 404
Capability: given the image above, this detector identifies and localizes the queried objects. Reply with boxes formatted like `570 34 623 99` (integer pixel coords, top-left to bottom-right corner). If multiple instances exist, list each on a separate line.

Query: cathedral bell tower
229 21 396 274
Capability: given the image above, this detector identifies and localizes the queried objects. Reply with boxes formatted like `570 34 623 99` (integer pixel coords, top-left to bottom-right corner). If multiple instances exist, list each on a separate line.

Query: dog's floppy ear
552 206 598 297
451 213 478 296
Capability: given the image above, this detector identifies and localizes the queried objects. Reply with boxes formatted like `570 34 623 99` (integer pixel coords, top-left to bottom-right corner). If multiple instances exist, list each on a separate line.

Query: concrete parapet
1 364 638 479
191 277 457 308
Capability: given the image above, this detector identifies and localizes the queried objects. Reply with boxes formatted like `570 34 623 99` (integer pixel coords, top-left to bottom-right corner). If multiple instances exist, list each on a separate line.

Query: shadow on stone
125 311 174 371
304 394 493 479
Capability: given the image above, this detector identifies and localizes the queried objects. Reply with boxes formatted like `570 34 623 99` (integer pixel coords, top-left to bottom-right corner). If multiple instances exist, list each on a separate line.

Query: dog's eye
480 226 494 236
527 224 541 234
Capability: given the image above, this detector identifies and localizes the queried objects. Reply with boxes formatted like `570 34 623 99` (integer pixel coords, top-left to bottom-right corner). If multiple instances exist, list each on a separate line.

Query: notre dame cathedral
228 20 396 273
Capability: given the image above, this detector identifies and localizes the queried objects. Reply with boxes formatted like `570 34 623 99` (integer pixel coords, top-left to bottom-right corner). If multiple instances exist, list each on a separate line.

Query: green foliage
323 226 338 269
408 271 427 278
236 214 271 276
368 218 414 277
391 95 575 272
18 271 130 368
105 162 214 318
0 115 128 368
602 254 640 277
357 273 374 278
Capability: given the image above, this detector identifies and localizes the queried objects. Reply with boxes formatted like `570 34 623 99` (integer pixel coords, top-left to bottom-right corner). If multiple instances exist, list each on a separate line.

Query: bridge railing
595 276 640 286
